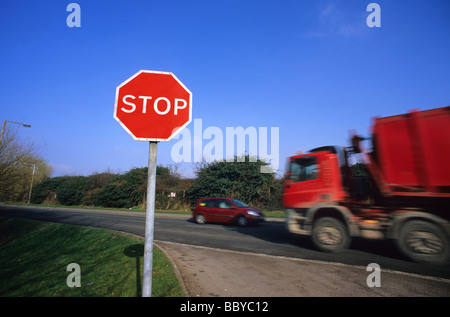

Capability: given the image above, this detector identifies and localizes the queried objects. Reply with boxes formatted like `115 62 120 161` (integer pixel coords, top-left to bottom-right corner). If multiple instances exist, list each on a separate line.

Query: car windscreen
231 199 248 207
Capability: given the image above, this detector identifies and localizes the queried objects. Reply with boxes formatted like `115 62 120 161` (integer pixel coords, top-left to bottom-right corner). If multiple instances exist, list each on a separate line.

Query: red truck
282 106 450 265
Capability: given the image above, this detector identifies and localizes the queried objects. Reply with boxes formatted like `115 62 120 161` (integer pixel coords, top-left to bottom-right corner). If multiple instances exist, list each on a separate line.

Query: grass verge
0 216 183 297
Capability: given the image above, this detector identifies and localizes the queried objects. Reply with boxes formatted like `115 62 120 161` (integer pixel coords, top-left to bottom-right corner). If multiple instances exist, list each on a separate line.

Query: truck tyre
312 217 350 252
397 220 450 265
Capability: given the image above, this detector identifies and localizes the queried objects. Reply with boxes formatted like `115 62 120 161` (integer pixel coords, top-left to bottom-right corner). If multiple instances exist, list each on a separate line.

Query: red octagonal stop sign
114 70 192 142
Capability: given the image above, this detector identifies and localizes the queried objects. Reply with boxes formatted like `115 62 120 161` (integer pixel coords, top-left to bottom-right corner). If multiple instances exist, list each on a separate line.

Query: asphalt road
1 204 449 296
1 204 449 279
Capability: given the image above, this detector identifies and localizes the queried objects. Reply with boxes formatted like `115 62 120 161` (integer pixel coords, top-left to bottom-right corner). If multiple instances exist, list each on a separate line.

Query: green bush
57 176 88 206
30 176 87 205
82 173 117 206
96 168 147 209
29 162 283 211
186 156 283 210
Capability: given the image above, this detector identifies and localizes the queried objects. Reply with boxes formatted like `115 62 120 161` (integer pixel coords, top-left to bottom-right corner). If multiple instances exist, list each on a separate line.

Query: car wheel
236 215 248 227
195 214 206 224
397 220 450 265
312 217 350 252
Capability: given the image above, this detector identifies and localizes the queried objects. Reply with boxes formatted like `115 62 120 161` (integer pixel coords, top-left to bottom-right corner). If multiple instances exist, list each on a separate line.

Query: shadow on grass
123 244 144 297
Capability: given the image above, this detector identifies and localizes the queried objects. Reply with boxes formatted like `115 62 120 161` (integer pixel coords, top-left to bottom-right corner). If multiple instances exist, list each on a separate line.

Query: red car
192 197 265 227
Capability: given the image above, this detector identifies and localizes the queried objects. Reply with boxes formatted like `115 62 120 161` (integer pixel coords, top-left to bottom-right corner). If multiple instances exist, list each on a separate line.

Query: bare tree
0 126 51 202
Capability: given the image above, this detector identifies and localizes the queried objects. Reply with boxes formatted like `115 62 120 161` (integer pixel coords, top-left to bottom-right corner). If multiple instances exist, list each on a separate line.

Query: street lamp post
0 120 32 144
23 163 36 204
1 120 33 203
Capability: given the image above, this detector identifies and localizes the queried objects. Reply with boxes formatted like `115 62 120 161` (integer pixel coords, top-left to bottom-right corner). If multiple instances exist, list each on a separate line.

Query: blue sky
1 0 449 177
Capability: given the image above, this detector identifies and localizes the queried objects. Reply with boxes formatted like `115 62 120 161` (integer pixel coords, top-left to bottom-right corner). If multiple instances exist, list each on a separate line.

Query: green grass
0 217 183 297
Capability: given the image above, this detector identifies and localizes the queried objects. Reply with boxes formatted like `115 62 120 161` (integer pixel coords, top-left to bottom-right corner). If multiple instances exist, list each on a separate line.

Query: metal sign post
142 141 158 297
114 70 192 297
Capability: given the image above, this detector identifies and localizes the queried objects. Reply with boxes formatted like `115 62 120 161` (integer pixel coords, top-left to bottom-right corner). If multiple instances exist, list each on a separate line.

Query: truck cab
282 146 361 252
283 146 347 210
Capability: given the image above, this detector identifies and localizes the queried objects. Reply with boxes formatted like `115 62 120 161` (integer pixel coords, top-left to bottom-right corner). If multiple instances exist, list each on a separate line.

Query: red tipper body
371 107 450 198
282 106 450 264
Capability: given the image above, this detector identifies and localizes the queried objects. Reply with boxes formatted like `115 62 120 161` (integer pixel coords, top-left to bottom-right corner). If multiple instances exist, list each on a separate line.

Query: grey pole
27 164 36 204
142 141 158 297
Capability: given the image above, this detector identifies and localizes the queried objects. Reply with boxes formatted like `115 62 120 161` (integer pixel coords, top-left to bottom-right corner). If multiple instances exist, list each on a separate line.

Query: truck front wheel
312 217 350 252
397 220 450 265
